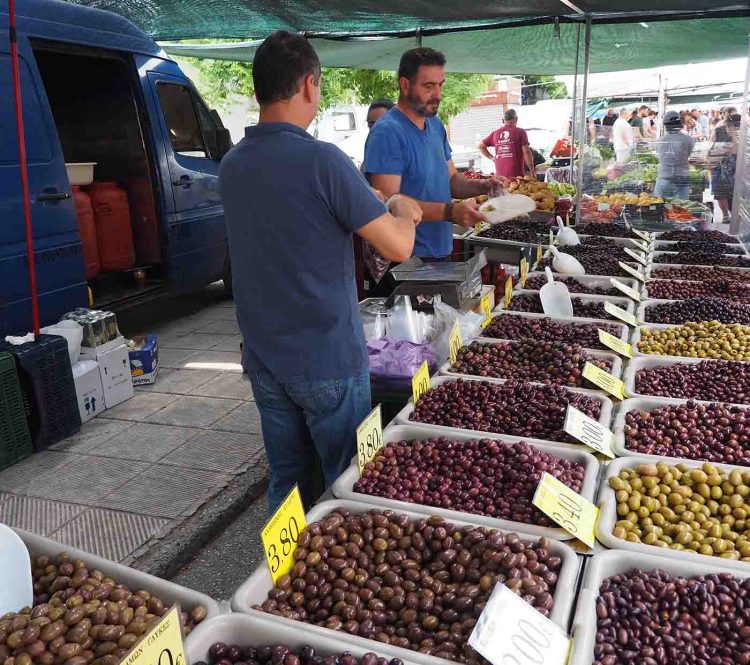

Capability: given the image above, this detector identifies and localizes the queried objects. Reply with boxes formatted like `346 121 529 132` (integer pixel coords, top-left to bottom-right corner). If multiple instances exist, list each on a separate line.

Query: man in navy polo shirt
219 31 422 512
364 48 505 259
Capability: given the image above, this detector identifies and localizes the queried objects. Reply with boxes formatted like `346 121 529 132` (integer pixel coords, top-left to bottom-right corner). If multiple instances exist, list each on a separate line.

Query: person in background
612 108 633 163
646 110 658 137
712 113 741 219
478 109 536 180
630 105 650 139
366 99 394 129
600 108 616 143
364 47 505 260
654 110 694 201
219 31 422 511
692 109 710 139
682 112 700 139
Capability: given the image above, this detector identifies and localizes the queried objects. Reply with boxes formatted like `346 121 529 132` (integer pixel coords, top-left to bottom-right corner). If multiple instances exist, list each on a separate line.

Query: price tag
624 247 648 266
504 277 513 308
121 606 185 665
469 583 571 665
632 228 652 242
548 229 554 246
583 361 626 399
564 405 615 458
609 278 641 301
448 320 463 365
536 245 543 266
533 472 599 547
412 360 432 403
604 301 637 326
597 202 611 212
519 257 529 288
356 405 383 476
262 486 307 584
630 238 649 253
565 213 571 227
598 329 633 358
480 294 492 329
618 261 645 282
475 222 483 235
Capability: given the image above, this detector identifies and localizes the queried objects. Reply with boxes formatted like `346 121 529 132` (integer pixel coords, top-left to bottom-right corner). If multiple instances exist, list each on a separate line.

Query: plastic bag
363 240 391 284
430 299 484 366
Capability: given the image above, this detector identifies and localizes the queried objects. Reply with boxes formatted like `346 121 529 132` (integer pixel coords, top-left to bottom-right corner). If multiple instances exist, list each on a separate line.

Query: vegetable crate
0 352 33 471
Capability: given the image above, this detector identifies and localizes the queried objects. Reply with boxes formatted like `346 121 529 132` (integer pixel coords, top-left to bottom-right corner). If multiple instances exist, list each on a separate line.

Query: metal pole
569 23 581 176
574 16 592 224
730 35 750 236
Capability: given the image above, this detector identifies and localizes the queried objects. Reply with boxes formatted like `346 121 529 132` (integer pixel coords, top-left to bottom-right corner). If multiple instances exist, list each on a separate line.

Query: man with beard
363 48 504 260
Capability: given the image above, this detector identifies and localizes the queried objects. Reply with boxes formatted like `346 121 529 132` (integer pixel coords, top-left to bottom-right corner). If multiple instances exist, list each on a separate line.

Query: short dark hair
397 47 446 82
727 113 742 128
253 31 321 105
368 99 395 114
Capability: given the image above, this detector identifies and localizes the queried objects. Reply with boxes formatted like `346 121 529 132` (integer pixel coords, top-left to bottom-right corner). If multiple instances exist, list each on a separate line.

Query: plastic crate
0 353 33 470
0 335 81 451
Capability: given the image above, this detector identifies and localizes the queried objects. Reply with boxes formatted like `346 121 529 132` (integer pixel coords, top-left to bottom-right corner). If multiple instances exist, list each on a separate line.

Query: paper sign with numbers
533 472 599 546
564 405 615 458
356 405 383 475
121 605 185 665
630 238 649 253
583 361 626 399
480 294 492 329
449 320 463 365
519 257 529 287
536 245 543 266
468 583 571 665
412 360 431 403
624 247 648 266
598 329 633 358
632 229 652 242
604 301 637 326
548 229 554 246
504 277 513 308
618 261 645 282
609 278 641 301
262 486 307 584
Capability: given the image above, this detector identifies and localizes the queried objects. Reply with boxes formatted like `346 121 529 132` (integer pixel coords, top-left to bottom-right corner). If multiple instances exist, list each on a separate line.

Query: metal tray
331 424 600 541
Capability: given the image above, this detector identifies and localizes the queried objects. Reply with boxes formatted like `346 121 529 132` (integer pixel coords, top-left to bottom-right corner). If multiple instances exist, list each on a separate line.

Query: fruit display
546 182 575 197
623 400 750 465
198 643 403 665
650 265 750 283
643 297 750 325
537 254 638 278
646 279 750 303
660 229 738 243
462 170 492 180
593 193 663 206
408 379 602 444
653 251 750 268
579 198 620 223
576 224 639 239
664 204 696 222
252 507 564 664
449 339 612 387
524 275 620 296
354 438 584 527
476 220 550 243
482 315 624 350
593 568 749 665
634 359 750 404
506 177 556 212
505 294 618 320
637 322 750 360
608 461 750 562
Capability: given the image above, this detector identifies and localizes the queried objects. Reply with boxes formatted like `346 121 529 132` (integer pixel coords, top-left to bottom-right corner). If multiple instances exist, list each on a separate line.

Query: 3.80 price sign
261 485 307 584
357 404 383 475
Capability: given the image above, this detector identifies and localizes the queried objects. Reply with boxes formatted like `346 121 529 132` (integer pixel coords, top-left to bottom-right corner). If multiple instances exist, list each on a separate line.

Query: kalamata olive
482 314 623 350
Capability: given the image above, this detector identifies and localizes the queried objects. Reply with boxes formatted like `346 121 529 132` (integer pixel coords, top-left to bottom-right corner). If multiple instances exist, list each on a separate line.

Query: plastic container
0 352 33 472
0 524 33 615
72 186 100 279
15 527 220 648
231 499 582 665
65 162 96 186
654 240 748 256
631 322 750 361
494 292 637 316
522 272 639 295
622 355 724 399
331 424 600 540
646 262 750 280
537 249 647 280
87 181 135 272
652 249 750 267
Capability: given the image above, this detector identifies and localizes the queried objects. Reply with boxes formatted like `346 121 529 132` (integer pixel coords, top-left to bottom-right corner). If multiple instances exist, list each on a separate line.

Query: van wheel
222 260 233 297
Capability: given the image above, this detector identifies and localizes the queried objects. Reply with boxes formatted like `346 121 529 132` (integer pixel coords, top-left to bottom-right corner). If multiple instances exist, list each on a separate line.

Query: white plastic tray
569 549 750 665
654 239 748 255
652 250 750 268
646 262 750 280
15 528 220 648
394 374 614 439
636 298 687 324
598 456 750 572
331 424 600 541
494 292 636 317
521 272 639 295
230 499 582 665
622 355 721 399
643 277 712 300
632 322 750 361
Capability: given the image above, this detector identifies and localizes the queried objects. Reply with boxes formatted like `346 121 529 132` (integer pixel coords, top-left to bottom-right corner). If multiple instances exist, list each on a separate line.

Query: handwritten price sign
121 606 185 665
412 361 432 403
262 486 306 584
356 405 383 475
533 473 599 547
449 320 463 365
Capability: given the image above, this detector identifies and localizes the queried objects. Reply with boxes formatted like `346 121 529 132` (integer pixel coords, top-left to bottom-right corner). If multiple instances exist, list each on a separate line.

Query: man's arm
356 195 420 263
478 140 494 161
521 145 537 180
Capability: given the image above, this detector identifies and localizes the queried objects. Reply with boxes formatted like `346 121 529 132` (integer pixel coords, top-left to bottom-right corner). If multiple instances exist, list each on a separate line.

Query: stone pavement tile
0 495 85 536
26 456 149 505
0 451 73 493
190 372 253 400
98 465 232 518
194 319 240 335
48 419 136 453
181 350 243 371
158 332 233 351
50 508 170 562
209 334 243 352
135 368 220 395
164 430 265 473
211 402 262 434
89 423 201 463
145 395 243 428
207 307 238 321
159 347 202 369
100 393 180 422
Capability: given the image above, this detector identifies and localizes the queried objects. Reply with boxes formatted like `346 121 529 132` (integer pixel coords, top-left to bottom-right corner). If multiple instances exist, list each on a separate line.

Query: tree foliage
521 75 568 104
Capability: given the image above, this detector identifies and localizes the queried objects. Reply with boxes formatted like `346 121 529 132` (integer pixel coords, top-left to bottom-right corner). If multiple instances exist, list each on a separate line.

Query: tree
521 75 568 104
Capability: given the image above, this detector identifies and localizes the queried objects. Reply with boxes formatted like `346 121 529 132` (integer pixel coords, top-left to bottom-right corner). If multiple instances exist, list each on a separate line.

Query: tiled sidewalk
0 292 267 564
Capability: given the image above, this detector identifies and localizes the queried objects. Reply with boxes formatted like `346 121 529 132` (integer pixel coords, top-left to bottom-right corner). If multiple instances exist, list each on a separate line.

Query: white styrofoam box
231 499 582 665
71 360 104 423
654 239 748 255
643 277 711 300
394 374 614 438
65 162 96 186
598 456 750 572
96 343 134 408
632 322 750 361
646 262 750 280
521 272 639 295
651 250 750 268
636 298 681 324
331 424 599 541
494 292 637 316
569 549 750 665
79 335 127 360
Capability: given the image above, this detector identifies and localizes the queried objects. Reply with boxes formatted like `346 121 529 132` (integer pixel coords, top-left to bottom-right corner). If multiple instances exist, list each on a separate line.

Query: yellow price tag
632 228 652 242
474 222 482 235
598 329 633 358
609 278 641 301
564 405 615 458
583 361 626 399
262 486 306 584
121 606 184 665
412 360 432 403
565 213 571 227
356 405 383 476
504 277 513 308
630 238 649 253
536 245 543 266
624 247 648 266
519 257 529 288
604 301 637 326
533 472 599 547
548 229 554 246
618 261 645 282
448 320 463 365
480 294 492 329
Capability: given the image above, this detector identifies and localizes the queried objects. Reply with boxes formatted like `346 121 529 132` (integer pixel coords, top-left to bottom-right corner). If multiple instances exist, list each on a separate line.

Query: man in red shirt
478 109 536 180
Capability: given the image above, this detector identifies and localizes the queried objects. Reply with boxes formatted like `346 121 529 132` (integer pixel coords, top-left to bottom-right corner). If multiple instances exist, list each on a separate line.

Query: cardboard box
129 334 159 385
96 344 134 408
72 360 104 423
80 336 126 360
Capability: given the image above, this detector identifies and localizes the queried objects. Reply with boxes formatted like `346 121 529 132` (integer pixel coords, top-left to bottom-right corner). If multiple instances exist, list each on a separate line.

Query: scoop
555 216 580 247
550 246 586 275
539 267 574 317
0 524 32 614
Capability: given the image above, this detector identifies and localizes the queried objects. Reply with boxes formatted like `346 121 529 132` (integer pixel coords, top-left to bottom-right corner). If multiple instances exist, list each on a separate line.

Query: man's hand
388 194 423 225
484 175 510 196
452 200 487 228
370 187 387 203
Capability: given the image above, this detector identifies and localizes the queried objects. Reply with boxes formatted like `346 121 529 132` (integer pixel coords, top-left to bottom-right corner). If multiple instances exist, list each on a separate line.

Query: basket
0 353 33 470
0 335 81 451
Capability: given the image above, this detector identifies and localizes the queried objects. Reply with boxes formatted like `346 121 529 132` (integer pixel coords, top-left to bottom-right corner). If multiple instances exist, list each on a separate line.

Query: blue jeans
248 364 371 513
654 178 690 201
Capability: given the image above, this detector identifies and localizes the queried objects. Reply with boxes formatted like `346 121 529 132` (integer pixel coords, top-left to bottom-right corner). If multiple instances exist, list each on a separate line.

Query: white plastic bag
431 299 484 366
40 320 83 366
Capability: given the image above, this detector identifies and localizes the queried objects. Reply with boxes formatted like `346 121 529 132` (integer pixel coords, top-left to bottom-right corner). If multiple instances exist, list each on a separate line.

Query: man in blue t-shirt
219 31 422 512
364 48 505 258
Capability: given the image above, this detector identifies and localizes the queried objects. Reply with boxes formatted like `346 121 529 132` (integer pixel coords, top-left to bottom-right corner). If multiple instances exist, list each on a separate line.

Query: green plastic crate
0 352 33 471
